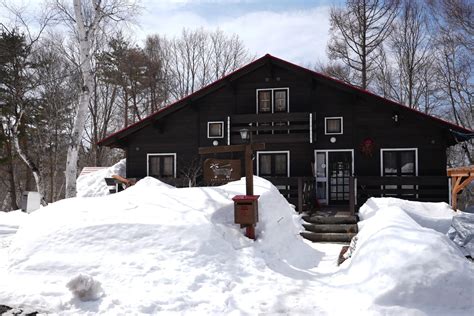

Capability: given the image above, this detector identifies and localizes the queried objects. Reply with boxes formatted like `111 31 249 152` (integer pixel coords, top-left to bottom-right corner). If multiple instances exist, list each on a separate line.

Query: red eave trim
98 53 472 146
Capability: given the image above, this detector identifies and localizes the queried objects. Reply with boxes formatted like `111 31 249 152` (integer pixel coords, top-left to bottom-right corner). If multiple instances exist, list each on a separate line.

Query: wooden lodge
98 54 473 212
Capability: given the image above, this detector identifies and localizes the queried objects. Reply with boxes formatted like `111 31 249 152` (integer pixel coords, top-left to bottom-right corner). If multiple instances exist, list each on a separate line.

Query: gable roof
98 54 472 147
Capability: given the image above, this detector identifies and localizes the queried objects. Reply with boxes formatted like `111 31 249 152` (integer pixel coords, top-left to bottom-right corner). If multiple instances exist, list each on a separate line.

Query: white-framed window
147 153 177 178
324 117 343 135
256 151 290 177
207 121 224 138
256 88 290 113
380 148 418 177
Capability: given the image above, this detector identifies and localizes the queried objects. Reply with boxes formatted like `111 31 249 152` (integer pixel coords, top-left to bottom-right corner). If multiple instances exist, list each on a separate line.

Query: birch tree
54 0 139 198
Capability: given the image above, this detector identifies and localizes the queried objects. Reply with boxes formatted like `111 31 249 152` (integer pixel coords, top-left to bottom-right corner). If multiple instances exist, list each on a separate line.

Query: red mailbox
232 195 259 225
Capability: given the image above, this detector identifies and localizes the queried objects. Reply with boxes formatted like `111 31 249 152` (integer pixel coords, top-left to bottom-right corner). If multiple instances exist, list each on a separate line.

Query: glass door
328 151 352 204
314 151 328 204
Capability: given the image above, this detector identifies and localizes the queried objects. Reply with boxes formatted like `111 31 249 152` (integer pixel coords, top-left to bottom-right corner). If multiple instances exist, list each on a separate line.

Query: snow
0 169 473 315
76 159 126 197
359 197 456 233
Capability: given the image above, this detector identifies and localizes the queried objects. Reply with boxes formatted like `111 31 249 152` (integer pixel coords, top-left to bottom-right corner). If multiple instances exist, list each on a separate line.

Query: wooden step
302 215 358 225
302 223 358 234
300 232 356 243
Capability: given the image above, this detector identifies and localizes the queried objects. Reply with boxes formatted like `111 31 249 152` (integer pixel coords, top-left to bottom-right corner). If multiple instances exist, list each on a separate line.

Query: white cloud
138 5 331 66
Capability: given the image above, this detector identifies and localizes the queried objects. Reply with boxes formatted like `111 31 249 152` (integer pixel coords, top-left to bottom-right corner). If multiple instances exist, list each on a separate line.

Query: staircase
301 214 358 243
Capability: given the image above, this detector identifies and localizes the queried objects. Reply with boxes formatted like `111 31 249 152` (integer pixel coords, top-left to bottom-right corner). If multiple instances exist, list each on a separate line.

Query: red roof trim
98 54 472 146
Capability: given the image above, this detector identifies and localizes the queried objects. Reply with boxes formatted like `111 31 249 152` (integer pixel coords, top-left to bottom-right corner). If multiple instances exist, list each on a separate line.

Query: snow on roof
78 167 108 177
0 171 472 314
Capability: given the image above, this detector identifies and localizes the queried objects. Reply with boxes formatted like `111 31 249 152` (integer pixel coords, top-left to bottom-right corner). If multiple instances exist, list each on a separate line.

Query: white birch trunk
12 113 48 206
65 0 97 198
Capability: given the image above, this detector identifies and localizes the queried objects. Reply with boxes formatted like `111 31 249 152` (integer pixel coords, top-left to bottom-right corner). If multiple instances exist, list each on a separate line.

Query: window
258 90 272 113
325 117 343 135
147 153 176 178
207 121 224 138
381 148 418 197
381 149 417 177
274 90 287 112
257 151 290 177
256 88 289 113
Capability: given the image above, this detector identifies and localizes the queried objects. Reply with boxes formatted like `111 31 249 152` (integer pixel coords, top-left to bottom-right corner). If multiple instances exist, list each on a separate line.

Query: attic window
207 121 224 138
257 88 289 113
325 117 343 135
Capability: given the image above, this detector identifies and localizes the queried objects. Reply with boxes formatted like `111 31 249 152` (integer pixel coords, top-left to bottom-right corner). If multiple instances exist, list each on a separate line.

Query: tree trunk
65 0 95 198
12 116 48 206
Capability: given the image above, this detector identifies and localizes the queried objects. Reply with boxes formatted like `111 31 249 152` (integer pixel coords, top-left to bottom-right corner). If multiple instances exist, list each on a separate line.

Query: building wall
124 62 449 181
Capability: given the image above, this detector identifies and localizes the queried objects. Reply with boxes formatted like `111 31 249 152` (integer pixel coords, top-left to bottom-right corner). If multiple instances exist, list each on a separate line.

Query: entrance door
315 150 353 205
328 152 352 204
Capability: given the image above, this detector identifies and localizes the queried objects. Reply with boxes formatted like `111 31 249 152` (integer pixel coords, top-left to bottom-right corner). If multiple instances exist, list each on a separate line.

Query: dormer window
257 88 289 113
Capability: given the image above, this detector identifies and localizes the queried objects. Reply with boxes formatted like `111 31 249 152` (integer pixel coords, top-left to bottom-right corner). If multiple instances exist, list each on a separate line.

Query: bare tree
327 0 399 89
158 28 253 100
375 0 433 111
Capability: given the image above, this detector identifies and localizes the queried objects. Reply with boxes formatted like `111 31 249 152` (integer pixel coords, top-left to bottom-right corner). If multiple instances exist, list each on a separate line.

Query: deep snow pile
358 197 456 233
76 159 126 197
1 178 473 315
0 177 334 314
334 198 474 315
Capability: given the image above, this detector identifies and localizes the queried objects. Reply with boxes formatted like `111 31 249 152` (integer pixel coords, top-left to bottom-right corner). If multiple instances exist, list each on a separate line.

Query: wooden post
349 176 355 215
297 177 303 213
447 166 474 211
245 144 253 195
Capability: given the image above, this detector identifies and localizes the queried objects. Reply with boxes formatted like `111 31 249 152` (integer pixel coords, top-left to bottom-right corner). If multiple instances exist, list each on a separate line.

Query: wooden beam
198 143 265 155
199 144 246 154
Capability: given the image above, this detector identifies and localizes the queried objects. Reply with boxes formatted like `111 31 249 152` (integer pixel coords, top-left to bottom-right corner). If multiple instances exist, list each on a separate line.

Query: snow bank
336 203 474 315
0 176 330 314
76 159 126 197
359 197 455 233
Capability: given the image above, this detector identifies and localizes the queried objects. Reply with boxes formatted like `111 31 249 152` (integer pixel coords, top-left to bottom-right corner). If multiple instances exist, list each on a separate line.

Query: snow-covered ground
0 163 472 315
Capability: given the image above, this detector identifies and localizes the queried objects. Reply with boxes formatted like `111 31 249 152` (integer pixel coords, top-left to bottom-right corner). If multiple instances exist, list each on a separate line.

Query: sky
0 0 343 66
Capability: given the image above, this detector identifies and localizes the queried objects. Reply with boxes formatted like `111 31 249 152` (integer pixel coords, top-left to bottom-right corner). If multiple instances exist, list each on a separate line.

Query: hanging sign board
203 158 241 185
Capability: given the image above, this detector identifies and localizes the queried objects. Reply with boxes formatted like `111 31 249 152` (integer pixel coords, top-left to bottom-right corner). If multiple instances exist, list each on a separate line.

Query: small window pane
149 157 161 176
259 155 271 175
274 90 287 112
258 91 271 113
326 118 342 134
383 152 397 175
162 156 174 177
208 122 223 138
316 153 326 177
400 151 415 175
274 154 287 175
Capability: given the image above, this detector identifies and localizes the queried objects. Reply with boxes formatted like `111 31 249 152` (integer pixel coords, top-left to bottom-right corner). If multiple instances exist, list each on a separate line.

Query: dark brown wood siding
123 62 450 184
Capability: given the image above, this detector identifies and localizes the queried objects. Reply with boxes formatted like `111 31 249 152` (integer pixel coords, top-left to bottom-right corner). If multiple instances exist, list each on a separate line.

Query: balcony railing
230 112 315 144
356 176 449 207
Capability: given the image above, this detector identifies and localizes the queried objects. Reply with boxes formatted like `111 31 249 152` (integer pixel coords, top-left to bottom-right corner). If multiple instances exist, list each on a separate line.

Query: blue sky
0 0 342 66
